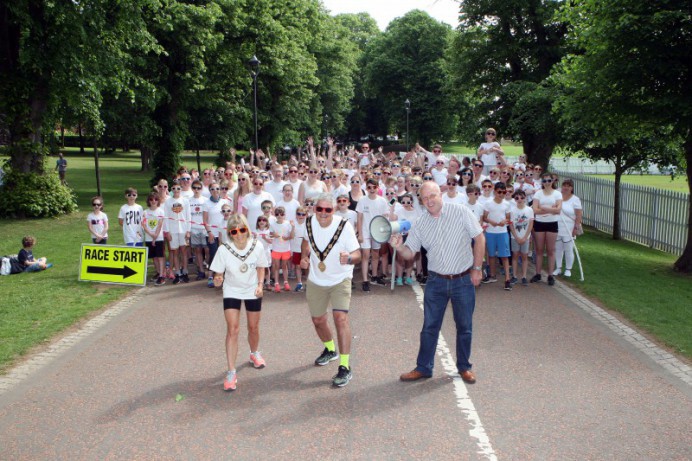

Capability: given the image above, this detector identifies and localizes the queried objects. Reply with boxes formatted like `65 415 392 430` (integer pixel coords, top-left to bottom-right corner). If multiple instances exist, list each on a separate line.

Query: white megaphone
369 216 411 244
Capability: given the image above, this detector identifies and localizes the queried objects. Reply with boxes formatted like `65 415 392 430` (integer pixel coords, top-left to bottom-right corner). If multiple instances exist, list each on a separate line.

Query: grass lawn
563 229 692 358
442 142 525 158
0 148 219 372
588 174 690 194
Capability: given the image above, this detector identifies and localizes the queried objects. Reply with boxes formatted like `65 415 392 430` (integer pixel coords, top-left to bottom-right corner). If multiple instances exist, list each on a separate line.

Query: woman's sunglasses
229 227 248 235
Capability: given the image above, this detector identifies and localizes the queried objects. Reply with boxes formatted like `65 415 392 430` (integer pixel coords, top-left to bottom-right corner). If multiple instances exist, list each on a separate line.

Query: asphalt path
1 274 690 460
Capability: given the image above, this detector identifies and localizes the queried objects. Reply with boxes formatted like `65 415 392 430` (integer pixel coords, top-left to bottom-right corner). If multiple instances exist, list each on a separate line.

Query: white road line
412 283 498 461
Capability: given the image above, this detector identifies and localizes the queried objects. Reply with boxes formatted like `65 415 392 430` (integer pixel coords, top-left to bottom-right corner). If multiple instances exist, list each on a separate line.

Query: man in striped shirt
391 182 485 384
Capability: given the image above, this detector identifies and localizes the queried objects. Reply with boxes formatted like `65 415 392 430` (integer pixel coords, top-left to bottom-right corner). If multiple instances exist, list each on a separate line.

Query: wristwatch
472 266 483 271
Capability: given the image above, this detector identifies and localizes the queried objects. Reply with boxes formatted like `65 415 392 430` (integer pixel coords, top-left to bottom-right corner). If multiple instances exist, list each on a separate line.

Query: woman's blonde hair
226 213 249 235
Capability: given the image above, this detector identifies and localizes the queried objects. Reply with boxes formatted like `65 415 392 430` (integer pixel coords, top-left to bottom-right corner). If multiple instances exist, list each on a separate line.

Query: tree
448 0 568 167
363 10 455 146
556 0 692 272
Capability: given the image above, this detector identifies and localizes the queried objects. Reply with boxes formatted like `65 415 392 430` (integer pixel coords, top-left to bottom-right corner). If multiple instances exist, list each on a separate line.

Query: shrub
0 168 78 218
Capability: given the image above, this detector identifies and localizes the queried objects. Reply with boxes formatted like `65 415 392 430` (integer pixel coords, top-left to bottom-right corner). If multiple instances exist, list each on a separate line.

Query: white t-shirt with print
163 196 191 234
118 204 144 244
510 205 534 241
305 216 360 287
269 220 293 253
87 212 109 239
187 195 207 230
242 191 275 233
142 207 165 242
210 238 269 299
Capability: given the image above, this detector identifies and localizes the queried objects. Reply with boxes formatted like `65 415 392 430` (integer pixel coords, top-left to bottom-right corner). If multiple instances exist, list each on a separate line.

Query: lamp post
324 113 329 140
248 55 260 153
405 99 411 151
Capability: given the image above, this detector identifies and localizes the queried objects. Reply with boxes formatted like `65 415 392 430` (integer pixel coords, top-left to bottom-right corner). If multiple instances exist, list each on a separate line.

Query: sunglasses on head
315 206 333 213
229 227 248 235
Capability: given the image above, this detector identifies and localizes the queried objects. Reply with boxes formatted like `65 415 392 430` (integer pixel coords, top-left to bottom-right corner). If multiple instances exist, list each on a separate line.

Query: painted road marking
411 283 498 461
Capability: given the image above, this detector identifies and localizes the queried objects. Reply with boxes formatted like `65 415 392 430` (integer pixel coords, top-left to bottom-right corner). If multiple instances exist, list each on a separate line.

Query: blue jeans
208 238 219 265
415 271 476 376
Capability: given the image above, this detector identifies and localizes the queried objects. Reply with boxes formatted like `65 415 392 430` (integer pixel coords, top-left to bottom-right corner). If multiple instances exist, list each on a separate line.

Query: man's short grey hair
314 193 335 207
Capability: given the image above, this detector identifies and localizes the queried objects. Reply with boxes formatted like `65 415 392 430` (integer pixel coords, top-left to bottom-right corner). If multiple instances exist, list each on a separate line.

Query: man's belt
431 269 471 280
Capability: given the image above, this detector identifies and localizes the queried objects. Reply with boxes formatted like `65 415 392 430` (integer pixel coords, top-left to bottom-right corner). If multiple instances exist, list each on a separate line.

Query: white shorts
169 232 187 250
360 237 381 250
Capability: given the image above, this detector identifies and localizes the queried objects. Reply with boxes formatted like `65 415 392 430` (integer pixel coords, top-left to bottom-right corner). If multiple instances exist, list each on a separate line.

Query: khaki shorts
305 278 352 318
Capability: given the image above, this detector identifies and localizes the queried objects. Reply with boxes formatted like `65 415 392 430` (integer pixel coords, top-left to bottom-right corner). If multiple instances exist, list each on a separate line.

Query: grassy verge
587 174 690 193
564 229 691 358
0 149 219 372
442 142 529 158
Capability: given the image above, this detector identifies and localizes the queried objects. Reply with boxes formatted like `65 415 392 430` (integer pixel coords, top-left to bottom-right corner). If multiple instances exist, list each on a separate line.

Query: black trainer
548 275 555 286
362 281 371 292
173 275 181 285
332 365 352 387
371 276 386 286
181 273 190 283
314 348 338 366
530 274 542 283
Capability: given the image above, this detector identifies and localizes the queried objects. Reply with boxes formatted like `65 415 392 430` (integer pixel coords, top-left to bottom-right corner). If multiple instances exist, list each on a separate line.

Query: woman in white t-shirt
554 179 583 278
531 173 562 285
210 213 269 392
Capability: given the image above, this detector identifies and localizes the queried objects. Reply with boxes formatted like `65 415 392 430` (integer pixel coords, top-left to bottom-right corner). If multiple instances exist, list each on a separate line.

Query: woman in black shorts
531 173 562 285
209 213 269 391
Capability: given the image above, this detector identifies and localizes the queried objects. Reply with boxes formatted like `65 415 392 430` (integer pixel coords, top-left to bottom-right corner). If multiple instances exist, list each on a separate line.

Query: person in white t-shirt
464 184 484 224
481 182 512 290
290 206 308 292
276 184 300 223
142 192 166 286
442 176 467 205
477 128 505 176
393 193 419 286
163 180 192 284
243 178 275 233
118 188 144 246
269 206 294 293
531 173 562 285
210 213 269 392
356 178 390 291
264 164 287 203
300 193 361 388
335 193 357 230
509 189 534 286
178 172 194 199
87 195 109 244
554 179 582 278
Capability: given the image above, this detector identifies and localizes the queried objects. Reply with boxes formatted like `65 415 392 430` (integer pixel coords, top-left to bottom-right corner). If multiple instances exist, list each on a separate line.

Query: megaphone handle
391 247 397 291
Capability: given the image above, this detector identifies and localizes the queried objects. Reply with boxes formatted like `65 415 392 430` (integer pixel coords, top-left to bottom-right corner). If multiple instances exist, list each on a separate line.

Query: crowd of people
83 131 583 390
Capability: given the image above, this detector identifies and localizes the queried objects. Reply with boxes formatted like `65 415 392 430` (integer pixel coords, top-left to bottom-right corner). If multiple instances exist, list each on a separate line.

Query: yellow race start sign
79 244 148 286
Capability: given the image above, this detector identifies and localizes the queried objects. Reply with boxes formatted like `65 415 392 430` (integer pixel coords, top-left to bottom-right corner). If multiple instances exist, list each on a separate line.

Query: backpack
1 255 23 275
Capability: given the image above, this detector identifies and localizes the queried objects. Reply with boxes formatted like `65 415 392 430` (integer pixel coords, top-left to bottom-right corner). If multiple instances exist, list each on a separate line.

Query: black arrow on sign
87 265 137 279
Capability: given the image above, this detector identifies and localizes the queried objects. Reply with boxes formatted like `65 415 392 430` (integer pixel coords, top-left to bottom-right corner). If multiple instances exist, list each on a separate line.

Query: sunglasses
490 171 499 175
239 177 247 181
222 209 233 213
542 179 553 183
221 187 229 190
262 206 272 210
275 212 285 216
157 185 168 189
127 193 137 197
203 172 211 176
297 213 307 216
411 184 421 188
423 177 433 180
495 190 507 195
392 164 400 168
308 170 318 174
305 202 314 207
433 150 441 154
366 185 378 190
192 186 202 190
447 182 457 186
473 164 483 168
486 132 495 136
482 185 493 189
374 172 382 176
229 227 248 235
315 206 333 213
253 182 264 186
337 199 349 203
386 192 396 196
351 180 360 184
436 161 444 165
210 187 220 191
401 201 412 205
180 177 191 181
323 176 331 180
257 218 268 222
171 187 181 191
289 170 298 173
462 172 473 177
92 203 102 206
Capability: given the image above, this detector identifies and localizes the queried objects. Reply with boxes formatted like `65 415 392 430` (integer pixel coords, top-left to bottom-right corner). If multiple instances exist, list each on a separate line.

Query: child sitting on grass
18 236 52 272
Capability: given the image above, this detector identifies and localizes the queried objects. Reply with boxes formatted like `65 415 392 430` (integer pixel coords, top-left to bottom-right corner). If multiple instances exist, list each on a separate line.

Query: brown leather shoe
400 369 432 381
460 370 476 384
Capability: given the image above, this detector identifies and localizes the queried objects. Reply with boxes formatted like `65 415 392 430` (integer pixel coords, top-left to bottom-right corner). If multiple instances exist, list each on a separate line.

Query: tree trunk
78 122 85 154
673 130 692 273
140 146 152 172
522 131 555 170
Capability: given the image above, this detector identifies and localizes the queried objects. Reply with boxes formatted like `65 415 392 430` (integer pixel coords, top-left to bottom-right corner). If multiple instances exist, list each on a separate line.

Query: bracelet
347 255 352 264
